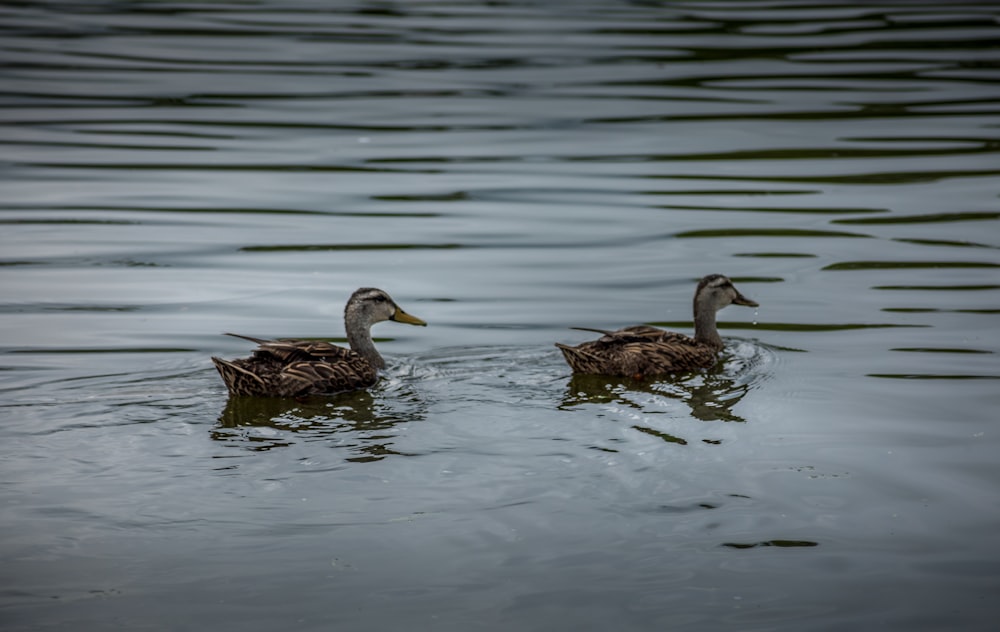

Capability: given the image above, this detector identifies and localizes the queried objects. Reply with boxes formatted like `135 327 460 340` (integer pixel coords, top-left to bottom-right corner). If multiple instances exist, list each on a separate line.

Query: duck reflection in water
213 387 426 461
561 366 750 422
560 360 753 446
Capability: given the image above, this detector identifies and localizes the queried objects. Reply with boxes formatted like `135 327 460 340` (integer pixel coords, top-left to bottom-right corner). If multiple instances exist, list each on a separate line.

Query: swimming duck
555 274 758 378
212 287 426 397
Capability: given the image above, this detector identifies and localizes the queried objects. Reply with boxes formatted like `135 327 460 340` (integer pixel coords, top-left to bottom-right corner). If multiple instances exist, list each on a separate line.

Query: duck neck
692 299 723 350
345 314 385 369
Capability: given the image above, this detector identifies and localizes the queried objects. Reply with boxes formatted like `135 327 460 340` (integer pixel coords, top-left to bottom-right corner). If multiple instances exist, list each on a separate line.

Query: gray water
2 1 999 630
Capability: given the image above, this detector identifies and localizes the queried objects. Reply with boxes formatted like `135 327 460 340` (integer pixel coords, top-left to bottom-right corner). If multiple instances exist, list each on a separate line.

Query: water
2 1 999 630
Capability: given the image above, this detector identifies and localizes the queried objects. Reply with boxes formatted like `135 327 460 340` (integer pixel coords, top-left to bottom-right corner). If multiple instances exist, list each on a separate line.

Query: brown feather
556 329 716 377
212 338 378 397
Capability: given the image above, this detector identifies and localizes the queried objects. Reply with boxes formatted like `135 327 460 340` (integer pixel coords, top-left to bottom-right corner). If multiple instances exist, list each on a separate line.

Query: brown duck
555 274 758 378
212 287 426 397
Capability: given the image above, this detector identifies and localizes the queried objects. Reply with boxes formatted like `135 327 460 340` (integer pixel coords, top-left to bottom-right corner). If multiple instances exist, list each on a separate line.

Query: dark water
2 1 999 630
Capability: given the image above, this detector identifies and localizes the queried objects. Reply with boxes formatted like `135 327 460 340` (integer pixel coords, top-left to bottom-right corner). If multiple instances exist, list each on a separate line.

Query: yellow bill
392 306 427 326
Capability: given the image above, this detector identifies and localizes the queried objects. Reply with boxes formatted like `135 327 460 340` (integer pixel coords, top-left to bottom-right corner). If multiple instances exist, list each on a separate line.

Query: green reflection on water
372 192 468 202
660 169 1000 185
868 374 1000 380
651 321 924 332
824 261 1000 270
677 228 869 238
632 425 688 446
723 540 819 549
834 211 999 225
873 284 1000 291
659 204 886 215
893 238 997 249
882 308 1000 314
734 253 816 258
891 348 993 354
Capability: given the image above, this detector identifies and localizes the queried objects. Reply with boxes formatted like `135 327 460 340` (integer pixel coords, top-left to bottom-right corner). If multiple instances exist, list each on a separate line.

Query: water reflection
559 345 765 446
723 540 819 550
212 386 426 460
563 369 748 422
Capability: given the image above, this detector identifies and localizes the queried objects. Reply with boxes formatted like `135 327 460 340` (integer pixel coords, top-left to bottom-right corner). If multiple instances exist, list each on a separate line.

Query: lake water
2 1 999 630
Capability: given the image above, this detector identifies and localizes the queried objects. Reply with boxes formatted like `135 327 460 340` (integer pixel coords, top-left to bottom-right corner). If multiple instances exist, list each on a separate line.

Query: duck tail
223 332 271 345
569 326 615 336
211 356 265 395
554 343 598 373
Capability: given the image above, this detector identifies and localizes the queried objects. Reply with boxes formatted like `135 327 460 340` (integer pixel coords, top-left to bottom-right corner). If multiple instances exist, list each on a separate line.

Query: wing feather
214 335 379 397
556 328 717 377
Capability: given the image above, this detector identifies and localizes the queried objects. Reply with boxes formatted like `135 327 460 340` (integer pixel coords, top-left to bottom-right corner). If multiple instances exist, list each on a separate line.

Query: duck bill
391 306 427 326
733 293 759 308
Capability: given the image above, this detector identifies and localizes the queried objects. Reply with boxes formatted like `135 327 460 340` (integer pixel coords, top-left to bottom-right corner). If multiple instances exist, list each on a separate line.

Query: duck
212 287 426 397
555 274 758 378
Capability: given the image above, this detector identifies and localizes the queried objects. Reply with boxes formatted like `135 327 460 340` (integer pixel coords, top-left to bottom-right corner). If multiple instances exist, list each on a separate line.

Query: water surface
2 1 999 630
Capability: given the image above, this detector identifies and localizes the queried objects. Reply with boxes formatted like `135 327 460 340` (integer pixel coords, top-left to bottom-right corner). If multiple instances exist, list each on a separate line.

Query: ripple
722 540 819 549
17 160 442 173
240 243 461 252
403 344 564 387
5 346 197 354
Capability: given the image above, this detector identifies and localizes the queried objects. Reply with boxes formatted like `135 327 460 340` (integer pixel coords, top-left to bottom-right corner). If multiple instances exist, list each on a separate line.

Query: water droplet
752 307 759 326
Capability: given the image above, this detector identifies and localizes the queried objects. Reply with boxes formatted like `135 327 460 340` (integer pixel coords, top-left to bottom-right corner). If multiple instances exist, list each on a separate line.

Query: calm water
2 1 1000 630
